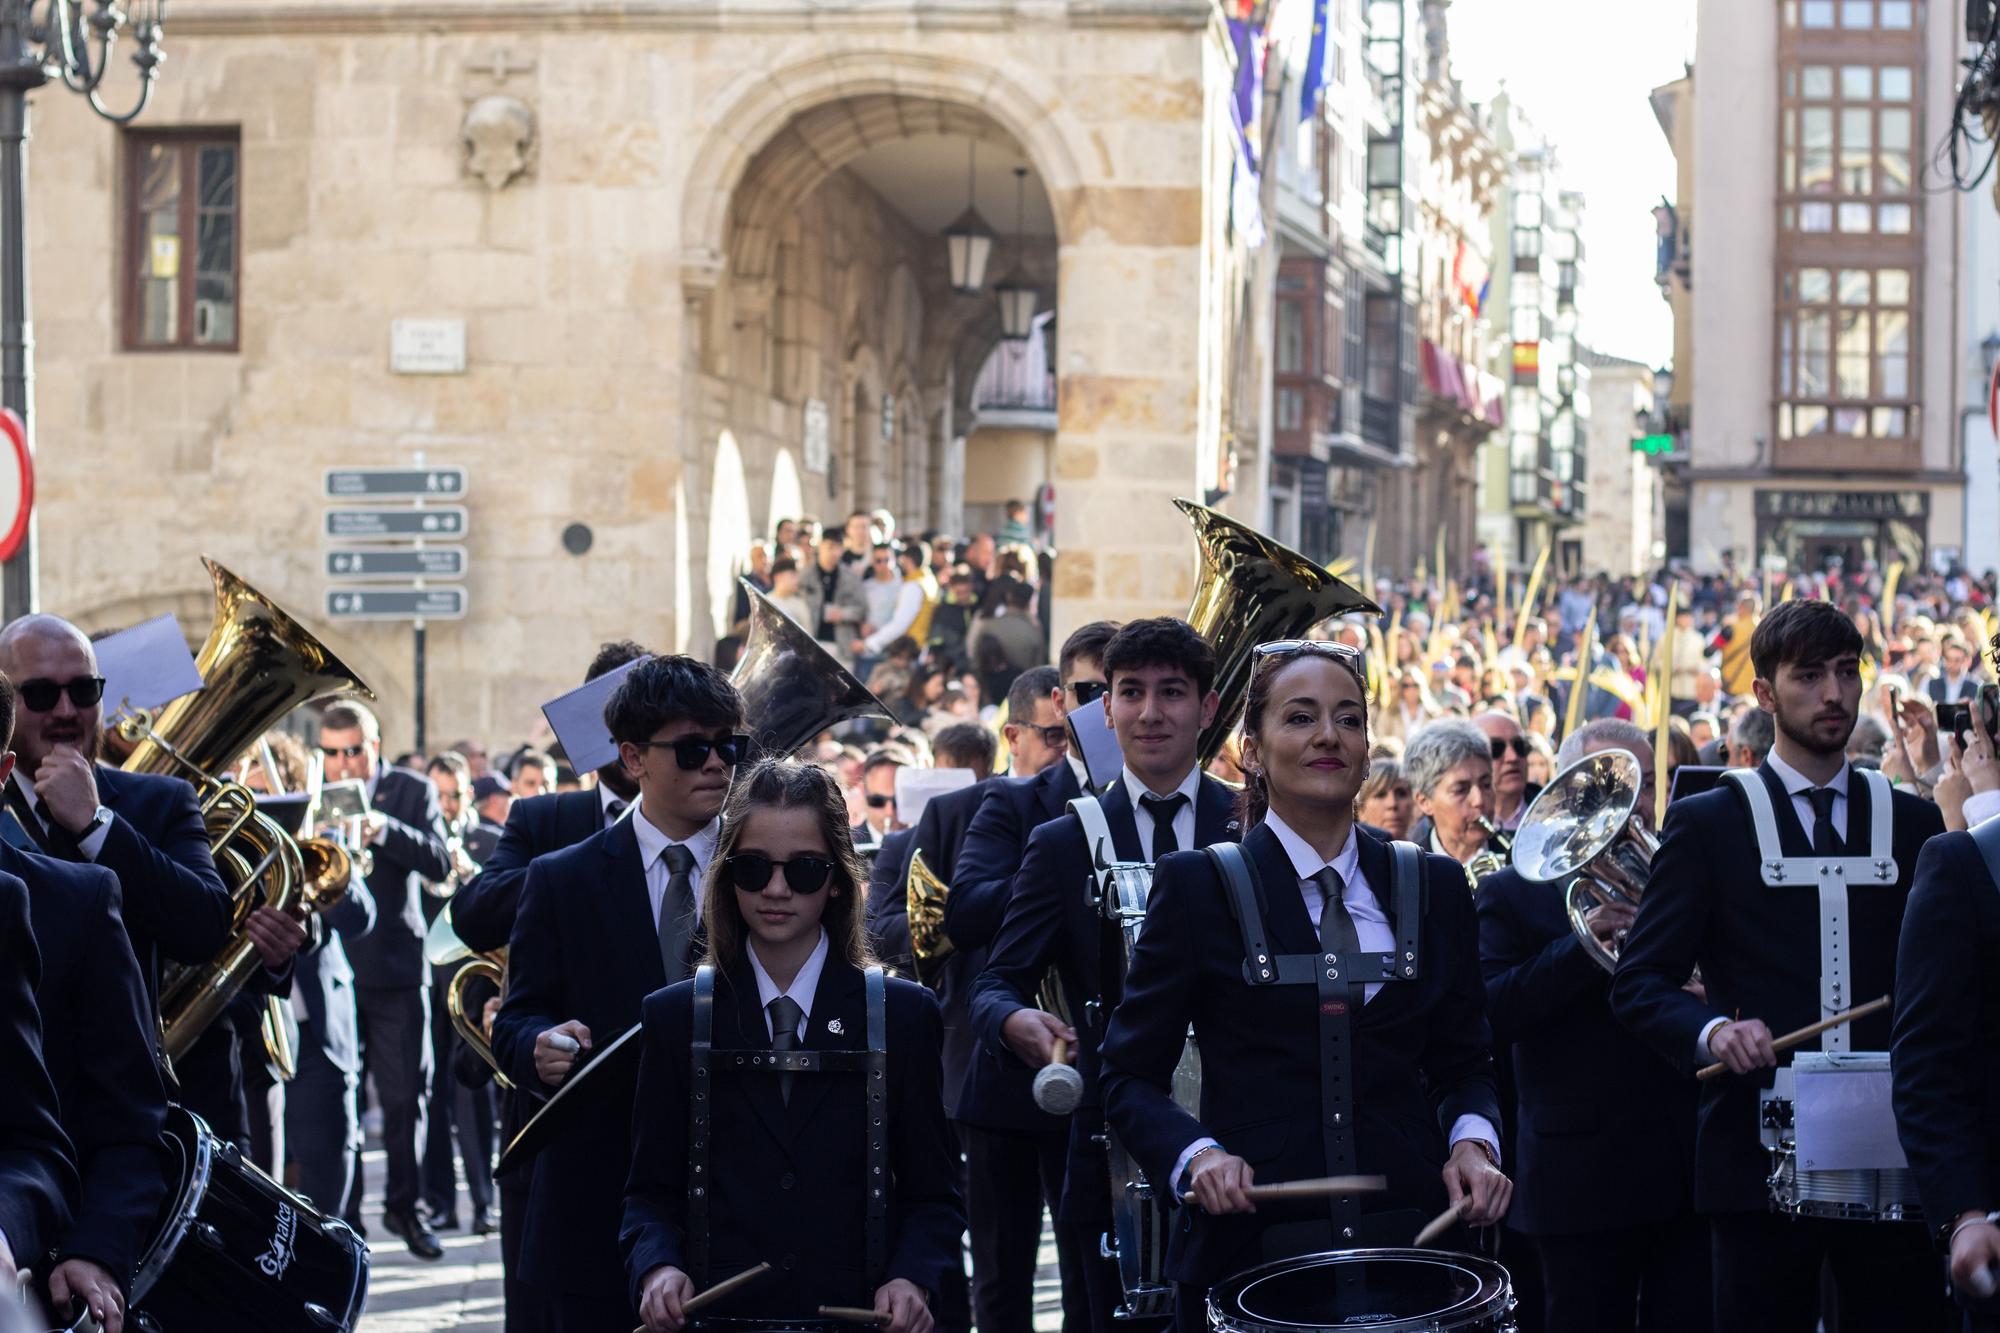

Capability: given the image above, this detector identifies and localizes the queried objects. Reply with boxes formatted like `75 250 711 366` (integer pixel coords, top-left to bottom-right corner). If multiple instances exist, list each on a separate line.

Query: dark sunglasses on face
319 743 368 759
1490 736 1532 760
1069 680 1108 707
725 852 834 895
632 733 752 771
18 676 105 712
865 793 894 809
1021 722 1070 748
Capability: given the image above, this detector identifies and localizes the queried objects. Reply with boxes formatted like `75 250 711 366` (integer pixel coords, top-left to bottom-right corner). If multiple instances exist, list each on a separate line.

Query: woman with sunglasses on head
623 759 964 1333
1099 640 1509 1333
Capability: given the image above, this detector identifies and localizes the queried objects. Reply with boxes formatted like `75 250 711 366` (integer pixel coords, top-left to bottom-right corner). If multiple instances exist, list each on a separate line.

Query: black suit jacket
8 841 166 1295
866 828 918 975
621 958 966 1316
1476 864 1696 1235
1099 823 1500 1288
1892 829 2000 1229
453 789 611 954
0 871 76 1271
947 761 1081 956
343 766 451 989
1610 761 1942 1213
88 766 232 1007
970 775 1237 1179
494 815 690 1298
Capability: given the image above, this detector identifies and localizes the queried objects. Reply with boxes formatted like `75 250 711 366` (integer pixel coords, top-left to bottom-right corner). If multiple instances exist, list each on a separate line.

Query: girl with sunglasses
1099 641 1510 1330
623 759 964 1333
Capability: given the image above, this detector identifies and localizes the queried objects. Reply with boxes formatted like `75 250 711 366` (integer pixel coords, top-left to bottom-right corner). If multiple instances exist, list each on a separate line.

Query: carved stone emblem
462 94 535 191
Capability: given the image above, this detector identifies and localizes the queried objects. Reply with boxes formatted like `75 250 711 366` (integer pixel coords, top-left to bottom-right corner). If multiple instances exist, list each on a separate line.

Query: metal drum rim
128 1107 216 1304
1206 1248 1513 1333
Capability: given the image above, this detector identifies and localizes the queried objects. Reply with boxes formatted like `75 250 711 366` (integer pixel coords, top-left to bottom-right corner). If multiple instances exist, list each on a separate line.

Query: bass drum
130 1106 369 1332
1208 1250 1516 1333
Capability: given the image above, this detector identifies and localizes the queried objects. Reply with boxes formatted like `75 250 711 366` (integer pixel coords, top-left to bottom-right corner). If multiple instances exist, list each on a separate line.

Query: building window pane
134 143 180 346
1840 65 1872 99
1803 65 1833 99
1780 320 1795 395
1802 202 1834 232
1879 202 1913 233
1801 267 1833 303
1795 404 1830 435
1880 66 1913 100
1833 405 1869 435
1840 108 1872 193
1878 268 1910 304
1880 108 1912 192
1800 312 1832 395
1839 202 1872 232
1877 309 1910 395
1880 0 1912 25
1838 269 1870 305
1277 387 1304 430
1840 0 1871 24
1873 406 1908 435
1801 108 1834 193
1836 311 1871 398
126 133 239 351
1803 0 1835 24
1277 300 1305 374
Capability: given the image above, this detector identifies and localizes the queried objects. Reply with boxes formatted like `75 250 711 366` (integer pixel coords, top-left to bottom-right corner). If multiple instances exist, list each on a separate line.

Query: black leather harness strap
688 965 891 1286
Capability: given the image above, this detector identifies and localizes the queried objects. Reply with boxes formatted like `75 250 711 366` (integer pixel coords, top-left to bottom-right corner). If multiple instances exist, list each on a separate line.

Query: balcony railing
973 342 1057 415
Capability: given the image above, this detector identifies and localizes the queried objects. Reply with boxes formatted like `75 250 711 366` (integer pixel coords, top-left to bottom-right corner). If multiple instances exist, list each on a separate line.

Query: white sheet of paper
95 614 204 717
1066 696 1123 793
1793 1065 1907 1171
541 657 648 774
895 766 974 829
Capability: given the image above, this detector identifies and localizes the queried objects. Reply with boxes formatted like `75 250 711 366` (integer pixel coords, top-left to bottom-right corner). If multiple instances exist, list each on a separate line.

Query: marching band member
495 654 747 1332
1403 720 1496 866
623 759 964 1333
971 618 1240 1333
1476 719 1706 1333
0 868 75 1293
1098 640 1506 1333
1892 724 2000 1324
1612 600 1948 1331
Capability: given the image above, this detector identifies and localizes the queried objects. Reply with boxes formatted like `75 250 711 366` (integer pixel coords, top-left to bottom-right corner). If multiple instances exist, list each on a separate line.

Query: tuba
1177 499 1382 765
906 849 952 988
120 558 373 1064
1511 749 1659 971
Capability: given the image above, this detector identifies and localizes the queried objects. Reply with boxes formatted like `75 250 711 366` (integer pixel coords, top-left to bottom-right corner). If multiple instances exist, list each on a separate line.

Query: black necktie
1315 865 1362 963
657 845 697 982
768 995 803 1104
606 798 628 824
1808 787 1843 856
36 798 80 862
1139 792 1188 863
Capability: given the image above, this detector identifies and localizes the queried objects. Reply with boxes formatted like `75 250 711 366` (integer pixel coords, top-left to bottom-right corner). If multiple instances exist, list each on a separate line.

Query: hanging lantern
943 141 995 294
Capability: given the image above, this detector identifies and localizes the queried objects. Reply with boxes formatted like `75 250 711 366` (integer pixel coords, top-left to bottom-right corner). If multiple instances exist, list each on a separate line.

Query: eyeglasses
1251 640 1366 678
631 733 752 771
724 852 835 895
1489 736 1532 760
865 793 895 809
1019 722 1070 748
319 743 368 759
18 676 105 712
1068 680 1108 707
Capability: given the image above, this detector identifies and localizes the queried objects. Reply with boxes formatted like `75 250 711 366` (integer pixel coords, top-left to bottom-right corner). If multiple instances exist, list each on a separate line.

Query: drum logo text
258 1202 298 1279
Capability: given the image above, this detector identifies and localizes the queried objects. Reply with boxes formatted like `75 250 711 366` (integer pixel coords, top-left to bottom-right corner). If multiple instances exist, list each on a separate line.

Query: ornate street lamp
942 139 994 295
0 0 167 617
994 166 1038 342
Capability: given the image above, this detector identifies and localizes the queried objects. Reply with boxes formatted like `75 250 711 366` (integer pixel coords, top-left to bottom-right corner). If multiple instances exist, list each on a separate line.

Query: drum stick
546 1031 581 1054
818 1307 893 1325
1179 1174 1387 1204
1694 996 1891 1082
1413 1197 1467 1248
631 1260 774 1331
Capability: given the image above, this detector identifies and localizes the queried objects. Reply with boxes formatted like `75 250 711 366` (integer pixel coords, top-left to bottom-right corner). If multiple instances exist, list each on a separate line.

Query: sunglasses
1019 722 1070 748
1069 680 1109 707
1490 736 1532 760
631 733 752 771
319 743 368 759
1252 640 1366 677
18 676 105 712
725 852 835 895
865 793 895 809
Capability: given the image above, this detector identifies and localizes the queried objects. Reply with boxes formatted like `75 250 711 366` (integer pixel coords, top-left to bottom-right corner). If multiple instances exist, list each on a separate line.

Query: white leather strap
1068 795 1119 897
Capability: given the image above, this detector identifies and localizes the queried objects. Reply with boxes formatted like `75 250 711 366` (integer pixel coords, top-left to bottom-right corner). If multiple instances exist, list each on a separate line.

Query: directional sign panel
326 546 467 579
325 587 468 621
324 467 468 500
324 506 467 540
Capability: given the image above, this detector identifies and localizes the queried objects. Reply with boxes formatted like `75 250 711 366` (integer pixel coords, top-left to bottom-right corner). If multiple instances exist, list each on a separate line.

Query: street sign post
324 466 468 499
325 506 468 540
325 587 468 620
326 546 467 579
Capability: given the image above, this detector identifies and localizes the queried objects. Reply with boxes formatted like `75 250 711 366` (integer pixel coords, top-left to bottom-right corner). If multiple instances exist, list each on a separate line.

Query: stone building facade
23 0 1273 747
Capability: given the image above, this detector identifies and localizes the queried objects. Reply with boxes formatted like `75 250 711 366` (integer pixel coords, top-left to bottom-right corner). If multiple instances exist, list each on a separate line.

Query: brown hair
1237 645 1370 828
699 759 878 977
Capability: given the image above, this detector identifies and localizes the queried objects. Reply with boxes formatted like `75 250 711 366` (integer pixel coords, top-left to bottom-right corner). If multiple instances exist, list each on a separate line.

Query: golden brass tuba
906 849 952 987
120 557 374 1064
447 949 511 1089
1176 499 1382 765
1510 749 1659 972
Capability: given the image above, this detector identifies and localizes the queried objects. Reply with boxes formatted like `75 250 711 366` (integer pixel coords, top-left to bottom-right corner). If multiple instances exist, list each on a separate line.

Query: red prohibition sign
0 408 34 564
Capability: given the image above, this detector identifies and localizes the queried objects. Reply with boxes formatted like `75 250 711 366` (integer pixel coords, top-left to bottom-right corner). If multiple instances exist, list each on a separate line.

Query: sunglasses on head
724 852 835 895
1490 736 1532 760
1069 680 1108 707
319 743 368 759
1252 640 1366 677
632 733 752 771
18 676 105 713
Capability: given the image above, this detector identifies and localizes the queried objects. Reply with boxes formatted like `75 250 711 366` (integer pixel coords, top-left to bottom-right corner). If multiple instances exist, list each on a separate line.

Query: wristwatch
76 804 111 841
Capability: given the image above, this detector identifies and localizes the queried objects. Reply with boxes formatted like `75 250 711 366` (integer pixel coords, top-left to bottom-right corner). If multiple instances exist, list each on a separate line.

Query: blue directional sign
324 466 468 499
324 506 467 540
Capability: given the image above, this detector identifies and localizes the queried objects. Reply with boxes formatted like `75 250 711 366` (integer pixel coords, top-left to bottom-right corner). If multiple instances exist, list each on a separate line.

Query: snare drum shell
1206 1248 1516 1333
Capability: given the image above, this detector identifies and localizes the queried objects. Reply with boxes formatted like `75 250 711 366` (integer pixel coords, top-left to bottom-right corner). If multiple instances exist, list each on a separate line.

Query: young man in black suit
317 699 452 1259
1477 719 1705 1333
0 869 76 1296
1612 599 1949 1332
866 720 996 973
494 655 747 1333
283 858 376 1238
972 618 1240 1333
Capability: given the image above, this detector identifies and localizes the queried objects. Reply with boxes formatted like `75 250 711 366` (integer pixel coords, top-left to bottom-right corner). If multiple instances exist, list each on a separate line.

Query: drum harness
1202 838 1424 1245
687 964 890 1290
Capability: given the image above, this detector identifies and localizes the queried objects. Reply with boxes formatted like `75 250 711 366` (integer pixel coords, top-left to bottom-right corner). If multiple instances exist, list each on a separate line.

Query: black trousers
499 1173 550 1333
177 1019 253 1152
960 1121 1090 1333
352 984 432 1215
546 1291 637 1333
421 962 495 1217
285 1019 359 1219
1711 1211 1952 1333
1535 1212 1711 1333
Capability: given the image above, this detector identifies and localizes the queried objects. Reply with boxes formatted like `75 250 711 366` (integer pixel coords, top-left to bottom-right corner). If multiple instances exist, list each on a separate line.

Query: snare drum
130 1106 369 1332
1758 1055 1923 1225
1207 1250 1516 1333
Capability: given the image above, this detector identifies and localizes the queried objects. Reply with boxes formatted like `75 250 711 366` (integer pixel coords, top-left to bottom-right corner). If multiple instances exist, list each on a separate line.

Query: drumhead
1208 1249 1513 1333
129 1106 215 1304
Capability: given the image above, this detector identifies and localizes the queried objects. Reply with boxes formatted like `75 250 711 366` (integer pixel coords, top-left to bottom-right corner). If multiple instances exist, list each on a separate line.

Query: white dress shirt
599 782 631 825
747 928 830 1041
1966 788 2000 830
629 807 719 931
11 769 112 861
1171 813 1500 1189
1122 764 1199 858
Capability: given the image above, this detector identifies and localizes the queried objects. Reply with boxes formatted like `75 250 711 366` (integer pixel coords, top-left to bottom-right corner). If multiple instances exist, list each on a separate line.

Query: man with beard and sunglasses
494 654 748 1333
1472 712 1539 834
315 699 452 1260
1612 600 1949 1331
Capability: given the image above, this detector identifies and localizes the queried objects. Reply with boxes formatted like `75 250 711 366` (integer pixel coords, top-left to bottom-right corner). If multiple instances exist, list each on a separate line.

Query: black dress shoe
383 1208 445 1261
428 1208 462 1232
470 1206 495 1236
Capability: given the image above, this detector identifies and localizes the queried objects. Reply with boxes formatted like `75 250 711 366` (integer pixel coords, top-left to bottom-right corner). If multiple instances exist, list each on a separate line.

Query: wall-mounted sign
390 318 467 375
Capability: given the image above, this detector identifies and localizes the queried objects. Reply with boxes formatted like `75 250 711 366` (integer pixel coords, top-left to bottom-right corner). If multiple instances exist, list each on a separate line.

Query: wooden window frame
122 129 242 354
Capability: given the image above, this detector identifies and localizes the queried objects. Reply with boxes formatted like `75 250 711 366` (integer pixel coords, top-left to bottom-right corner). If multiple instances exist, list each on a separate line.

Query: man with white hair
1475 719 1704 1332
